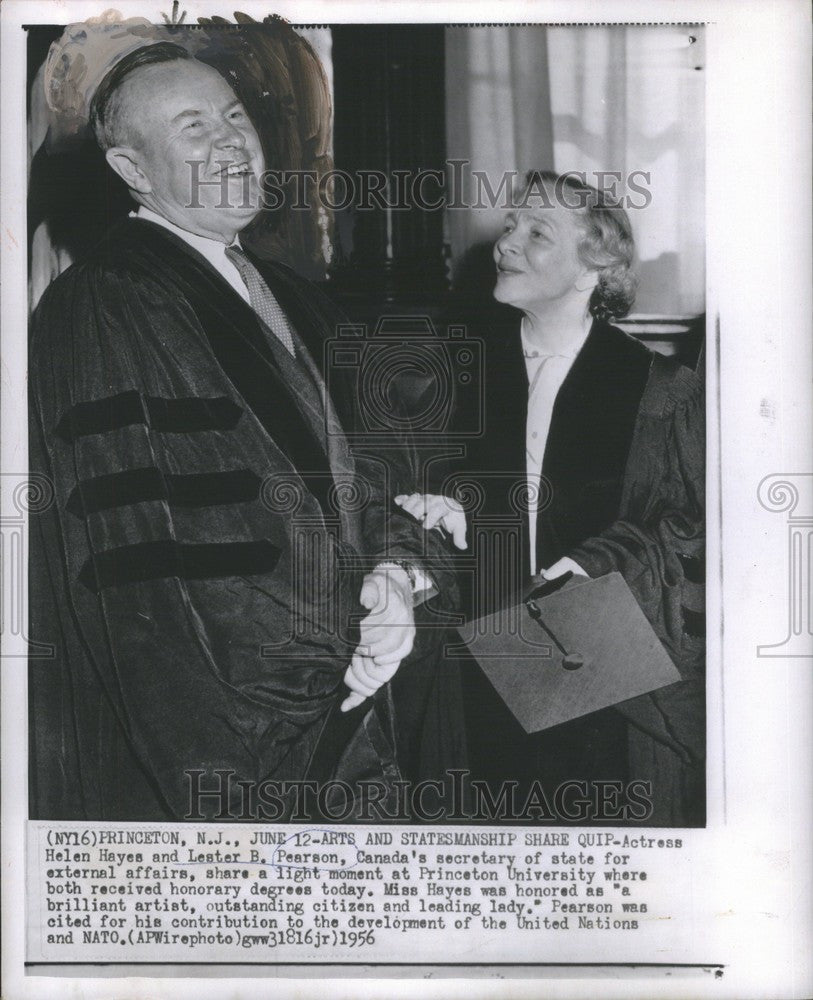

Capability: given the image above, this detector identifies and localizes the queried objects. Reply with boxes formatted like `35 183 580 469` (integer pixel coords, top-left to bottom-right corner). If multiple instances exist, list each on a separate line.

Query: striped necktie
225 245 296 356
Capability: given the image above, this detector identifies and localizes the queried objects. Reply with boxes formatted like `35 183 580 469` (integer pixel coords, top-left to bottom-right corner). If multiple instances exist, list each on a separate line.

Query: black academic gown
28 217 463 821
454 314 652 582
445 308 704 822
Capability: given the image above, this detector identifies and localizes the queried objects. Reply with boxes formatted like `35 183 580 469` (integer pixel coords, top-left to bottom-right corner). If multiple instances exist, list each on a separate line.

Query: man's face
116 60 265 242
492 195 594 314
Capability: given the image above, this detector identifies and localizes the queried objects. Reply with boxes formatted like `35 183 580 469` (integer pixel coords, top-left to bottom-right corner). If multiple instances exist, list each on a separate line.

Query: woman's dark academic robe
28 217 464 821
448 309 705 825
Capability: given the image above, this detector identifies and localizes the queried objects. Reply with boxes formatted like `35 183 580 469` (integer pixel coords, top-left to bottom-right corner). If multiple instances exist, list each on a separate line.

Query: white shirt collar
520 315 591 360
132 206 249 304
133 205 238 253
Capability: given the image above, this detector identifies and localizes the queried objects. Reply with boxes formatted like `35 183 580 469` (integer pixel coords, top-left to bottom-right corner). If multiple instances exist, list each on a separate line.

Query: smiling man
94 51 267 242
29 43 461 822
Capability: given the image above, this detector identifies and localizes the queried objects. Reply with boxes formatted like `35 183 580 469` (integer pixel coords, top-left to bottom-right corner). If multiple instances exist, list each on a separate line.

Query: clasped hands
341 565 416 712
341 494 588 711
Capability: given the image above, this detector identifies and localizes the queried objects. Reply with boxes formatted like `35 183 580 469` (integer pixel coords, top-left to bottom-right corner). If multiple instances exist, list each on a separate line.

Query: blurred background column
330 24 448 314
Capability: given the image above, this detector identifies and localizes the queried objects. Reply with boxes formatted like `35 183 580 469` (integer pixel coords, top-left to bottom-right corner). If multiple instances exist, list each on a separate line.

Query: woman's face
492 200 594 314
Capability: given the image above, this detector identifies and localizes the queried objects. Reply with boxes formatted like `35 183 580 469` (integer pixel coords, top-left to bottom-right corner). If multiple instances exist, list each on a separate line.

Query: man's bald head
94 53 265 243
90 42 191 151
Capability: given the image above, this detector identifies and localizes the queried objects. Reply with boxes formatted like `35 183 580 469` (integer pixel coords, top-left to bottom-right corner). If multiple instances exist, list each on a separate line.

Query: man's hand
394 493 468 550
341 566 416 712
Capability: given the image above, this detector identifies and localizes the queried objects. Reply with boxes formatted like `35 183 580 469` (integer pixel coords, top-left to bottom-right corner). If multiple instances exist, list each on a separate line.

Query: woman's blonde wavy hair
524 170 638 321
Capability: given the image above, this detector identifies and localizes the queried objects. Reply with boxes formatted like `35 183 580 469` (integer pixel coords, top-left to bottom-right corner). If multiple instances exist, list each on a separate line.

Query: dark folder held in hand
458 572 681 734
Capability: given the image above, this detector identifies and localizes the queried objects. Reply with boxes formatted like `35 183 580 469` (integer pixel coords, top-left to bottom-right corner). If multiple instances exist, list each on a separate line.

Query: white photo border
2 1 811 998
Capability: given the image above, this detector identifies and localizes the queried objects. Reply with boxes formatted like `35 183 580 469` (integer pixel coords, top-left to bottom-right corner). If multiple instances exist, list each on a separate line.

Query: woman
396 171 705 825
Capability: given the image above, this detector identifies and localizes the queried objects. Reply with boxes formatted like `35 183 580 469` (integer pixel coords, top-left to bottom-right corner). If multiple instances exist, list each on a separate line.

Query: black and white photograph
25 13 705 827
1 1 810 997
